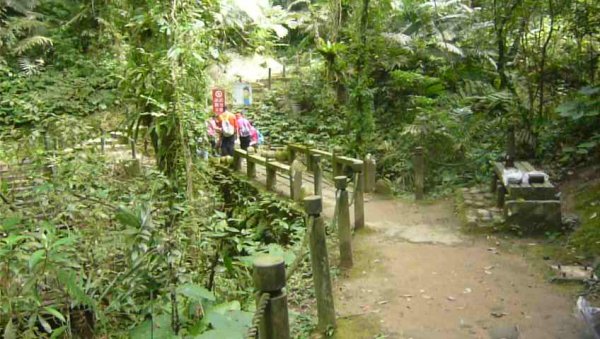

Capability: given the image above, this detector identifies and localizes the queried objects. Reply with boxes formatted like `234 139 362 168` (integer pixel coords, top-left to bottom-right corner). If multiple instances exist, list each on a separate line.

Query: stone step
13 199 39 208
10 185 37 193
1 176 30 184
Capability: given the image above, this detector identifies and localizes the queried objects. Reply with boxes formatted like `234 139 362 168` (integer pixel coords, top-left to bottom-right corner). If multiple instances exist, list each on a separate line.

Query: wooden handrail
310 149 333 158
337 156 363 167
287 143 363 165
266 160 291 173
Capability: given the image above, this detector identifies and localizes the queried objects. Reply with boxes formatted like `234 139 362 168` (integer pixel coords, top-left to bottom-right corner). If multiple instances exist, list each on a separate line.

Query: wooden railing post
253 256 290 339
247 159 257 179
364 154 376 193
312 154 322 196
288 146 296 164
304 196 336 332
266 162 277 192
491 173 498 193
497 183 506 208
352 161 365 230
233 151 242 171
507 125 516 166
130 139 136 159
334 176 353 268
268 68 272 90
414 147 424 200
332 147 343 177
305 144 315 172
291 159 303 201
100 129 105 154
306 150 314 172
123 138 141 177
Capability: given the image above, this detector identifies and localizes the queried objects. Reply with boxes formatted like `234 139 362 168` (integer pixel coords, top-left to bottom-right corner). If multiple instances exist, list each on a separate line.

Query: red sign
212 89 225 115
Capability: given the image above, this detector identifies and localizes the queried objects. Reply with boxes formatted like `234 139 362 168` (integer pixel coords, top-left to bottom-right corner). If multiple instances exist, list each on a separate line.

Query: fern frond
1 0 39 14
5 17 47 34
11 35 52 55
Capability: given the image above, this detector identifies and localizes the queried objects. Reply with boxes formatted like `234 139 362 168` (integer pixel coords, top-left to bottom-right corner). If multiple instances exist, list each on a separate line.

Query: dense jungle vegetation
0 0 598 337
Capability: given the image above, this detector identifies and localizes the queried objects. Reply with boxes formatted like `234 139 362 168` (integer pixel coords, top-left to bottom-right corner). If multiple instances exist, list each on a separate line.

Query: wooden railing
233 149 304 201
287 143 376 193
233 143 376 230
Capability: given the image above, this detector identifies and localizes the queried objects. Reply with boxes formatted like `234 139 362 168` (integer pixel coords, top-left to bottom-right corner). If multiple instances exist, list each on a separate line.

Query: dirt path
240 161 587 338
333 195 587 339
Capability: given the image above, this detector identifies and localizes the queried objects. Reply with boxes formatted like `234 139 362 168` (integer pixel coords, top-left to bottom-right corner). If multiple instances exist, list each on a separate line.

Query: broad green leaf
43 307 66 323
3 319 16 339
210 301 241 315
130 314 179 339
29 249 45 270
1 216 22 230
115 206 141 228
38 315 52 333
51 236 77 250
177 284 215 302
578 141 598 149
2 235 27 247
50 326 67 339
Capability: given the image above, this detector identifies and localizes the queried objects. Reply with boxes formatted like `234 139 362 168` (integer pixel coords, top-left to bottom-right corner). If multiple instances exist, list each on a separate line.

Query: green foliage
0 62 117 126
557 86 600 121
570 182 600 258
390 70 445 97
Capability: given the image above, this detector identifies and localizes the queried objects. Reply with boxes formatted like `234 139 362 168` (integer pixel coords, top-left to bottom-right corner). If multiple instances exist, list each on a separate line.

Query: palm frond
18 57 44 76
435 40 464 56
11 35 52 55
382 32 412 45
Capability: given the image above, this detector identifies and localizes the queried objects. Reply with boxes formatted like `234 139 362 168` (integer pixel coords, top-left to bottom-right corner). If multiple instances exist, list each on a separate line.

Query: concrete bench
491 161 561 233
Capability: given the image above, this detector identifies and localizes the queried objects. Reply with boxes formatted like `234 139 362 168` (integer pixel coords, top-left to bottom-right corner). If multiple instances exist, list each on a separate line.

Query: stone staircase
0 160 48 220
0 132 150 224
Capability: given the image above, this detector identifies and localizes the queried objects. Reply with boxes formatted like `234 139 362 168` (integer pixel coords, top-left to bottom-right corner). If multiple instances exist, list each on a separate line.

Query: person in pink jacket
206 116 219 154
236 112 253 151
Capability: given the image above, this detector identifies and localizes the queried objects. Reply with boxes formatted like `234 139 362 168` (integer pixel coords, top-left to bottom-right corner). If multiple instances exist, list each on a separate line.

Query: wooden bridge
231 143 377 231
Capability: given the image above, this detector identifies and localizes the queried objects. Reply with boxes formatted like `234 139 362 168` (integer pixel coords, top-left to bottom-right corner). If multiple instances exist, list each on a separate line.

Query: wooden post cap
414 146 424 154
253 255 286 292
303 196 322 215
334 176 348 189
351 160 364 172
311 154 321 162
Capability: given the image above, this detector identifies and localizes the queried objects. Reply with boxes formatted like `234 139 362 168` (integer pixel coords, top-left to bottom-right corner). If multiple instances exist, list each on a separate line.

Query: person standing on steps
206 115 219 155
249 125 263 151
218 106 238 157
236 111 253 151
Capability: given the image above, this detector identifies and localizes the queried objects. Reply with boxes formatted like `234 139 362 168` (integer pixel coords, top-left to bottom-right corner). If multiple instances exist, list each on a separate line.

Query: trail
334 196 586 339
241 160 588 339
